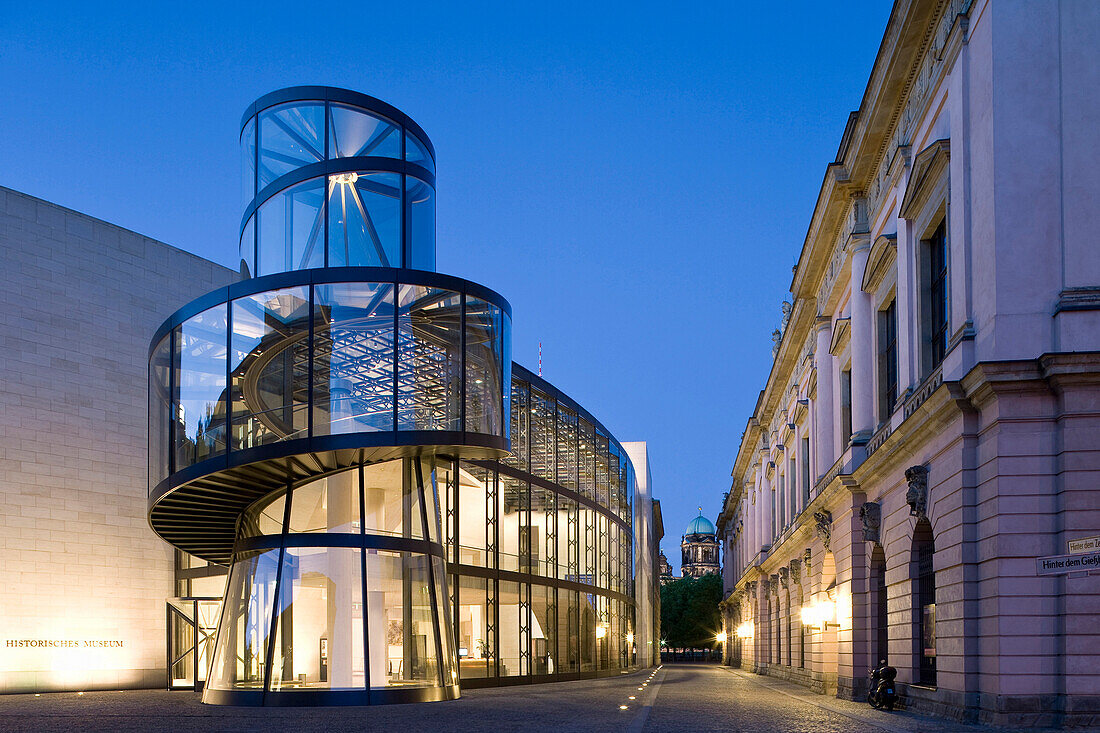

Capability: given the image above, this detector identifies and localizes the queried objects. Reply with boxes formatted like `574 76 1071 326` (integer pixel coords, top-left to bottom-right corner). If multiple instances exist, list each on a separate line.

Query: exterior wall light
596 623 609 639
735 622 754 639
715 631 727 644
800 598 838 630
626 632 635 645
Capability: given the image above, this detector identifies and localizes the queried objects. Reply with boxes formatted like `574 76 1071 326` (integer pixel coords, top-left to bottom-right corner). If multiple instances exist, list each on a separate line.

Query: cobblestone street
0 664 1067 733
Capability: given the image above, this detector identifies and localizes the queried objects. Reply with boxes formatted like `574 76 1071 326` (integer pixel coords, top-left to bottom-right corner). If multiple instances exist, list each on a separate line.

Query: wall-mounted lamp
716 631 727 644
595 623 608 639
735 622 754 639
800 598 838 630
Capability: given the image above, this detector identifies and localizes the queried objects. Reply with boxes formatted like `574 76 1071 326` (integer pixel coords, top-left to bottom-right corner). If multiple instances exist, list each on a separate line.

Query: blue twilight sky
0 1 891 572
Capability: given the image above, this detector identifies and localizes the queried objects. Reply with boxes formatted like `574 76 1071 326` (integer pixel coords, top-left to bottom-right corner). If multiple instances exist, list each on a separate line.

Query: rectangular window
877 299 898 424
801 437 811 505
924 219 948 371
840 368 852 448
789 457 797 517
777 472 785 531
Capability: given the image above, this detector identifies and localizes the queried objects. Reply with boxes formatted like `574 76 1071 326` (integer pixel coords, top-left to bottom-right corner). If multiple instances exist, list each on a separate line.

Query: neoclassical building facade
680 513 720 579
716 0 1099 728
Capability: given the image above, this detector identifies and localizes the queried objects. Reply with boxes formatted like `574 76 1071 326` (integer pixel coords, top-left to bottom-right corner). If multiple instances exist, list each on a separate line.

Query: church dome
685 512 715 536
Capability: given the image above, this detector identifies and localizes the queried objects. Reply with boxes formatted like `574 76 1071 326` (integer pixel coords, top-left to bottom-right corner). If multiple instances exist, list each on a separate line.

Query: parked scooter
867 660 898 710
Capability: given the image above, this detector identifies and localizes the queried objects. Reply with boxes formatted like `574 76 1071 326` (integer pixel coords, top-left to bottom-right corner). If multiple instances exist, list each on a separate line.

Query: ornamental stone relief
905 465 929 520
860 501 881 544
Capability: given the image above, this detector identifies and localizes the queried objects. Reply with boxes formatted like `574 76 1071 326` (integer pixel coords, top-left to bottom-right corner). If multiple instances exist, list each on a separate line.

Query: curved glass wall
148 276 510 490
205 457 456 702
241 94 436 276
443 368 637 685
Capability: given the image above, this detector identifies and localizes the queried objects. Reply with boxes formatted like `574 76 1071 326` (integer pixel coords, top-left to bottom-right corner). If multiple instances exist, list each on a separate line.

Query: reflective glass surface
313 283 395 434
329 104 399 159
288 473 361 534
396 285 461 431
241 118 256 204
405 132 434 174
405 177 435 271
149 333 172 487
366 550 443 688
207 549 280 691
230 287 310 449
327 172 400 268
270 546 365 690
465 298 503 436
174 305 228 471
259 103 325 188
257 179 325 275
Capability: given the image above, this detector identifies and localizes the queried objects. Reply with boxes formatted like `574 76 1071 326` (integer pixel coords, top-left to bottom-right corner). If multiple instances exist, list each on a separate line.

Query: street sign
1068 536 1100 554
1036 550 1100 576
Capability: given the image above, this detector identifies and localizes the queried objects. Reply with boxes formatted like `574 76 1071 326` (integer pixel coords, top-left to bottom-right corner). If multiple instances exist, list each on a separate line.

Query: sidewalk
716 666 1073 733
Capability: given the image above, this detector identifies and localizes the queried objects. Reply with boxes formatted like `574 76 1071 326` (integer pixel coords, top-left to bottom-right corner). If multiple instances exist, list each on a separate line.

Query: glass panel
270 546 365 691
365 551 441 688
595 432 610 509
149 333 171 487
564 589 579 673
531 584 557 675
502 314 512 440
578 419 596 501
580 592 596 672
456 462 490 566
259 103 325 188
239 215 255 278
241 117 256 204
417 458 442 543
529 482 555 578
405 132 434 174
287 470 361 534
313 283 396 435
196 600 221 682
174 305 228 471
498 475 524 573
432 556 457 687
609 447 621 519
328 172 400 268
503 378 528 470
329 104 399 159
457 575 490 679
556 406 578 491
207 549 280 691
361 458 424 539
529 389 555 481
190 574 228 598
230 287 310 450
465 298 502 436
405 177 435 271
257 178 325 276
498 580 521 677
396 285 461 431
239 489 287 540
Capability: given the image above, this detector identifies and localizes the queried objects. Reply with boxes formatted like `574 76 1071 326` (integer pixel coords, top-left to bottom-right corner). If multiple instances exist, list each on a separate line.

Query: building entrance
167 599 221 691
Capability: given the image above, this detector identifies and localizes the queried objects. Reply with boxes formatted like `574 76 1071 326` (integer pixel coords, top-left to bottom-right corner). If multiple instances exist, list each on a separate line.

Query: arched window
912 519 936 686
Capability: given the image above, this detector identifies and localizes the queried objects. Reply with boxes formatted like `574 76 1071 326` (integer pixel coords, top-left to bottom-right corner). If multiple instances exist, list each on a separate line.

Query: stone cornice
861 232 898 293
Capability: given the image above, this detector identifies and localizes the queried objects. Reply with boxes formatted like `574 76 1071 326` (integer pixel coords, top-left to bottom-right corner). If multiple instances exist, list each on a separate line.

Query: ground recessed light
628 695 636 700
619 705 628 710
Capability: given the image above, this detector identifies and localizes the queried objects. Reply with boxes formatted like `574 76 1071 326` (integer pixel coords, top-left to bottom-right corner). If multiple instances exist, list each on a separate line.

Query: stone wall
0 187 238 692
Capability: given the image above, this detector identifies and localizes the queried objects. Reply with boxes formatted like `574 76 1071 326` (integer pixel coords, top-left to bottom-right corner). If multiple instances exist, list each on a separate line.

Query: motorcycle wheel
869 694 884 710
885 701 894 711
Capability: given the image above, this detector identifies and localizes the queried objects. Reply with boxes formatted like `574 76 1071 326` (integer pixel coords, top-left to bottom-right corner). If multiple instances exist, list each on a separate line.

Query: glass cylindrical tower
148 87 511 705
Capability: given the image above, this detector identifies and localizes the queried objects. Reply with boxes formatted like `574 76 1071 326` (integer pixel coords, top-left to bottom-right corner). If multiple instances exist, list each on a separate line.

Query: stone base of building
900 685 1100 729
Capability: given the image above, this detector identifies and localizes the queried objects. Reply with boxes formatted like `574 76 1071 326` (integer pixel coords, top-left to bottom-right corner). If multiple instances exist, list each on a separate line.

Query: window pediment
861 232 898 293
900 139 950 220
829 317 851 356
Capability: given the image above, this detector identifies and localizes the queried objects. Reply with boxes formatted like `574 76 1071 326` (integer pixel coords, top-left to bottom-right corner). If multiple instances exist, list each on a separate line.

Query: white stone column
814 316 835 474
849 243 875 439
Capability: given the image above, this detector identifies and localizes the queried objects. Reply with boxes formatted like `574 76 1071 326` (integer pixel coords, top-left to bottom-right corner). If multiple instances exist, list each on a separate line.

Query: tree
660 574 723 652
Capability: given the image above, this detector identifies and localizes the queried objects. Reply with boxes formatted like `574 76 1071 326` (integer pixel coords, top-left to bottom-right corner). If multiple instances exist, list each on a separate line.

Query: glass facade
149 277 509 489
241 95 436 276
151 87 642 707
446 367 637 686
207 457 454 697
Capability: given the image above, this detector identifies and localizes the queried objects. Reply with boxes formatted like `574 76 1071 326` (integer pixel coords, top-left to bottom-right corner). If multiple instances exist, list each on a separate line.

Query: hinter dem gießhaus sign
1036 550 1100 576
